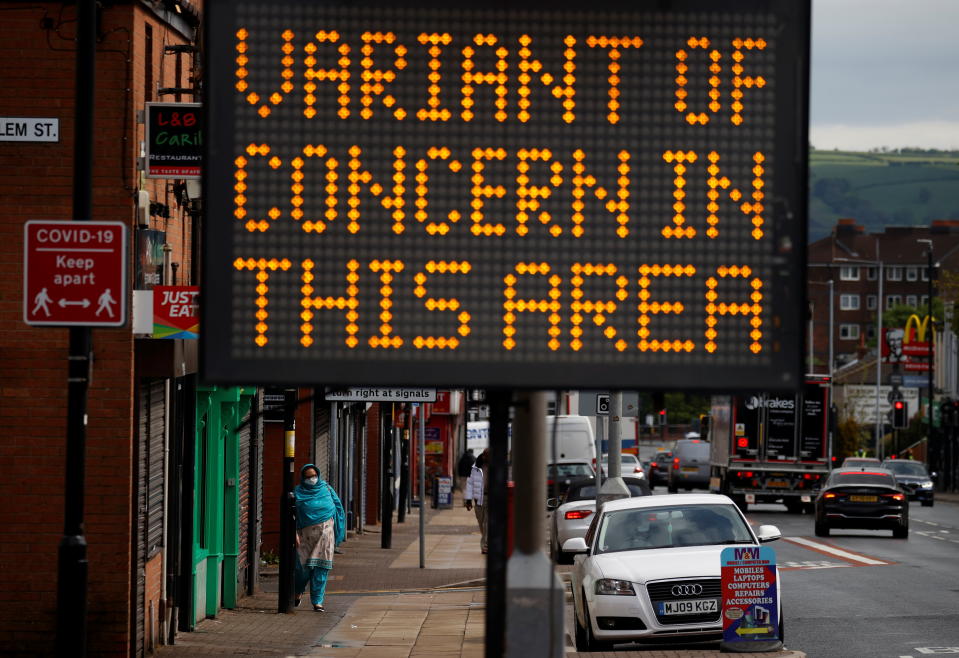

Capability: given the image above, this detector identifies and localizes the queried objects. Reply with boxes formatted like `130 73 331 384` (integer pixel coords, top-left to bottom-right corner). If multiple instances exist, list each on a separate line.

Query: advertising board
721 545 779 650
203 0 809 389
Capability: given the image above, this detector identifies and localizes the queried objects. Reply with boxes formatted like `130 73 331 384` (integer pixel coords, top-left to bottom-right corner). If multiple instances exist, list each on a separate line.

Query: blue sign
901 375 928 387
721 546 779 648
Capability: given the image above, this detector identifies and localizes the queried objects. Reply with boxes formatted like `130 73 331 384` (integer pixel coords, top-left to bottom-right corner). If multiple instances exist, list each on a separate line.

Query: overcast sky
811 0 959 151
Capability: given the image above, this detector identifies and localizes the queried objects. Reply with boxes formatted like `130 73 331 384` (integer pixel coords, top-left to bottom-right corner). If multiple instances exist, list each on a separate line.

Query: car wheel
574 596 590 652
893 523 909 539
733 495 748 512
667 479 678 494
814 521 829 537
583 599 612 652
921 499 934 507
784 500 802 514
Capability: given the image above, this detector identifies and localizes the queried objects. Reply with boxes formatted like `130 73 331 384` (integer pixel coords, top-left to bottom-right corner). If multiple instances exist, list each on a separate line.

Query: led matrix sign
203 0 809 389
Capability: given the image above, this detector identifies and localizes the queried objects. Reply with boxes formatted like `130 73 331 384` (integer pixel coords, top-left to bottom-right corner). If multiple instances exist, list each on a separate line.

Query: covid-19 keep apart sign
202 0 809 389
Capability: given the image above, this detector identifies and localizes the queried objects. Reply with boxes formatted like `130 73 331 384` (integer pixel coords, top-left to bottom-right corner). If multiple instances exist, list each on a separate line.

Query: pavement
154 488 865 657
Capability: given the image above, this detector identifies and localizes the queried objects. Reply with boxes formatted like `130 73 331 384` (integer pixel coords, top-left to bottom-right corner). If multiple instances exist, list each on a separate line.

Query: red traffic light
894 400 905 410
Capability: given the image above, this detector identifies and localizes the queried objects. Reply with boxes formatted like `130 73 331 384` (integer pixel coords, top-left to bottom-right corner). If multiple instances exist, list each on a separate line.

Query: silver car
667 439 711 492
549 475 650 564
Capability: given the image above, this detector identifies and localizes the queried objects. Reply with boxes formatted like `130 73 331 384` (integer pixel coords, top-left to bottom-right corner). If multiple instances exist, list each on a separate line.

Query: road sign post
24 220 127 327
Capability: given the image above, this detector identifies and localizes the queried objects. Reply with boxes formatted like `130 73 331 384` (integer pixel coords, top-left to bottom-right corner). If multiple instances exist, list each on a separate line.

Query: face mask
304 476 319 486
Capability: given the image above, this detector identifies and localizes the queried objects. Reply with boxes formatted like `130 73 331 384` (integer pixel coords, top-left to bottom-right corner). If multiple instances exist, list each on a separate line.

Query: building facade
808 218 959 373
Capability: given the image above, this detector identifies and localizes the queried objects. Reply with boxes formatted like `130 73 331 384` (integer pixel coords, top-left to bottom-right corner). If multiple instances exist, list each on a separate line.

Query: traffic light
658 408 668 426
892 400 908 429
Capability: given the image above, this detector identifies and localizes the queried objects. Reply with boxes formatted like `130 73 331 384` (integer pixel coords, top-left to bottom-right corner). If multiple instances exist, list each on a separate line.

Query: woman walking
294 463 345 612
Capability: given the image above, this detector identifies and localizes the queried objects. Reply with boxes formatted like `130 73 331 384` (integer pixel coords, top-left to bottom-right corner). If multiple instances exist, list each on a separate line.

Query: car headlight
920 482 933 489
595 579 635 596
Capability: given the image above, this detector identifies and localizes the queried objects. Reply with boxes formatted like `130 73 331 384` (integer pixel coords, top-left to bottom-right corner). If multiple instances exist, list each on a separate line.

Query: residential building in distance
808 218 959 373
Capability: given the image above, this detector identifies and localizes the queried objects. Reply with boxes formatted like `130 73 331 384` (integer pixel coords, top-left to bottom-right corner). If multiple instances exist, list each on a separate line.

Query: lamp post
918 239 935 452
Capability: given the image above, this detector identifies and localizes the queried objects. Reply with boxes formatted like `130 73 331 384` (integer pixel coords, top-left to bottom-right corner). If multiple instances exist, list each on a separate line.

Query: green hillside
808 149 959 241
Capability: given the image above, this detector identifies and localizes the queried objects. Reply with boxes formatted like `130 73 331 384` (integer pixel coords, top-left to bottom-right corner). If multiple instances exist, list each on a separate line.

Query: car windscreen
565 481 646 502
882 462 928 477
565 483 597 501
548 463 592 478
828 471 897 488
595 504 753 554
678 442 710 458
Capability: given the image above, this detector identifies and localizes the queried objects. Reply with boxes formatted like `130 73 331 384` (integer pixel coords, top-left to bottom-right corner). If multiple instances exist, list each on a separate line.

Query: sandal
313 604 325 612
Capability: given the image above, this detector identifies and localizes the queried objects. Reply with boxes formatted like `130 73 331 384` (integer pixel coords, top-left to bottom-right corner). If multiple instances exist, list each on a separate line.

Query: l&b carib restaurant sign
146 103 202 179
202 0 809 390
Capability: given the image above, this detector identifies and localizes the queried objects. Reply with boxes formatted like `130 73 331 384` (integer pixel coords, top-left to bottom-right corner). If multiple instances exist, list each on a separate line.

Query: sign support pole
56 1 94 653
485 389 511 658
418 404 426 568
381 404 393 549
278 389 296 613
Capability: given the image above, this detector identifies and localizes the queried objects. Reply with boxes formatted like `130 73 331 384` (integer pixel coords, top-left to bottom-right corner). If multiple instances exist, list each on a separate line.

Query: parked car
565 493 783 651
547 460 596 497
600 453 646 478
548 476 651 564
646 451 673 489
881 460 935 507
667 439 711 493
814 468 909 538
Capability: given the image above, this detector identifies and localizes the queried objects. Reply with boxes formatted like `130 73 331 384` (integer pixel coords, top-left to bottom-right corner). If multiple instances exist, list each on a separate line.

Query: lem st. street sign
23 220 128 327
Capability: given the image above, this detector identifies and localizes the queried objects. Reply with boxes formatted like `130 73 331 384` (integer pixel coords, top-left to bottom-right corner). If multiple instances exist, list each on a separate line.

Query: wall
0 2 199 654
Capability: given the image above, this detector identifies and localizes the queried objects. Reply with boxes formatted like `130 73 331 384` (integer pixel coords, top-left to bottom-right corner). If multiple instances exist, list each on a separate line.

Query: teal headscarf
294 464 345 543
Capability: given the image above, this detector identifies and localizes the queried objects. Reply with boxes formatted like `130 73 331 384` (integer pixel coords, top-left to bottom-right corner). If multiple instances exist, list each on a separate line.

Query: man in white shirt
464 448 488 553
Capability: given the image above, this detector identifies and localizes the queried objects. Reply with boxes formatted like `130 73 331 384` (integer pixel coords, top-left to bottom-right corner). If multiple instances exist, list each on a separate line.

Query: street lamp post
918 239 935 456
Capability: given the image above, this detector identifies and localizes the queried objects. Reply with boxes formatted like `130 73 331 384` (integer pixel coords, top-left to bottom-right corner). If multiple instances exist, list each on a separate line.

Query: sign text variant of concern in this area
203 0 809 389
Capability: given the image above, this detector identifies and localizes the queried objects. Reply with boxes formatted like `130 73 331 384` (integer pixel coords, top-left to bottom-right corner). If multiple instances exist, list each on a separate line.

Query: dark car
547 460 596 497
646 450 673 488
814 468 908 538
881 460 935 506
667 439 711 493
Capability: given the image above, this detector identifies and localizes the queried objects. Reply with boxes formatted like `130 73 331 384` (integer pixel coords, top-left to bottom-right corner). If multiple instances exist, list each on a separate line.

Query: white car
548 475 650 564
600 453 646 478
565 493 783 651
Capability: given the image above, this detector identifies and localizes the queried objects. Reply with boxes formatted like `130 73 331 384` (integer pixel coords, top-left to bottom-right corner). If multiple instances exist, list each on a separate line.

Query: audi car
881 460 935 507
814 468 909 538
565 494 783 650
548 476 650 564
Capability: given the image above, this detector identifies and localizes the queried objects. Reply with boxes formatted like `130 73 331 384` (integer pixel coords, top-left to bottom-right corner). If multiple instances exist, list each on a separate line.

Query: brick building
808 218 959 373
0 3 466 655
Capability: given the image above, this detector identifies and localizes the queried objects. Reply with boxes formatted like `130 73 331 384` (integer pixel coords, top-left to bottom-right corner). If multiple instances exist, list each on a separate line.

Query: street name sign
0 117 59 142
202 0 809 389
23 220 127 327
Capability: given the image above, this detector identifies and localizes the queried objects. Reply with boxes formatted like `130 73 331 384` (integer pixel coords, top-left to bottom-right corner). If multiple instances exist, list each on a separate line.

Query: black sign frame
145 102 202 180
202 0 809 390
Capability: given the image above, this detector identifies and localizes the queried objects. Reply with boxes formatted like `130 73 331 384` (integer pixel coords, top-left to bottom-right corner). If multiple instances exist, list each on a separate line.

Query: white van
545 415 596 462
